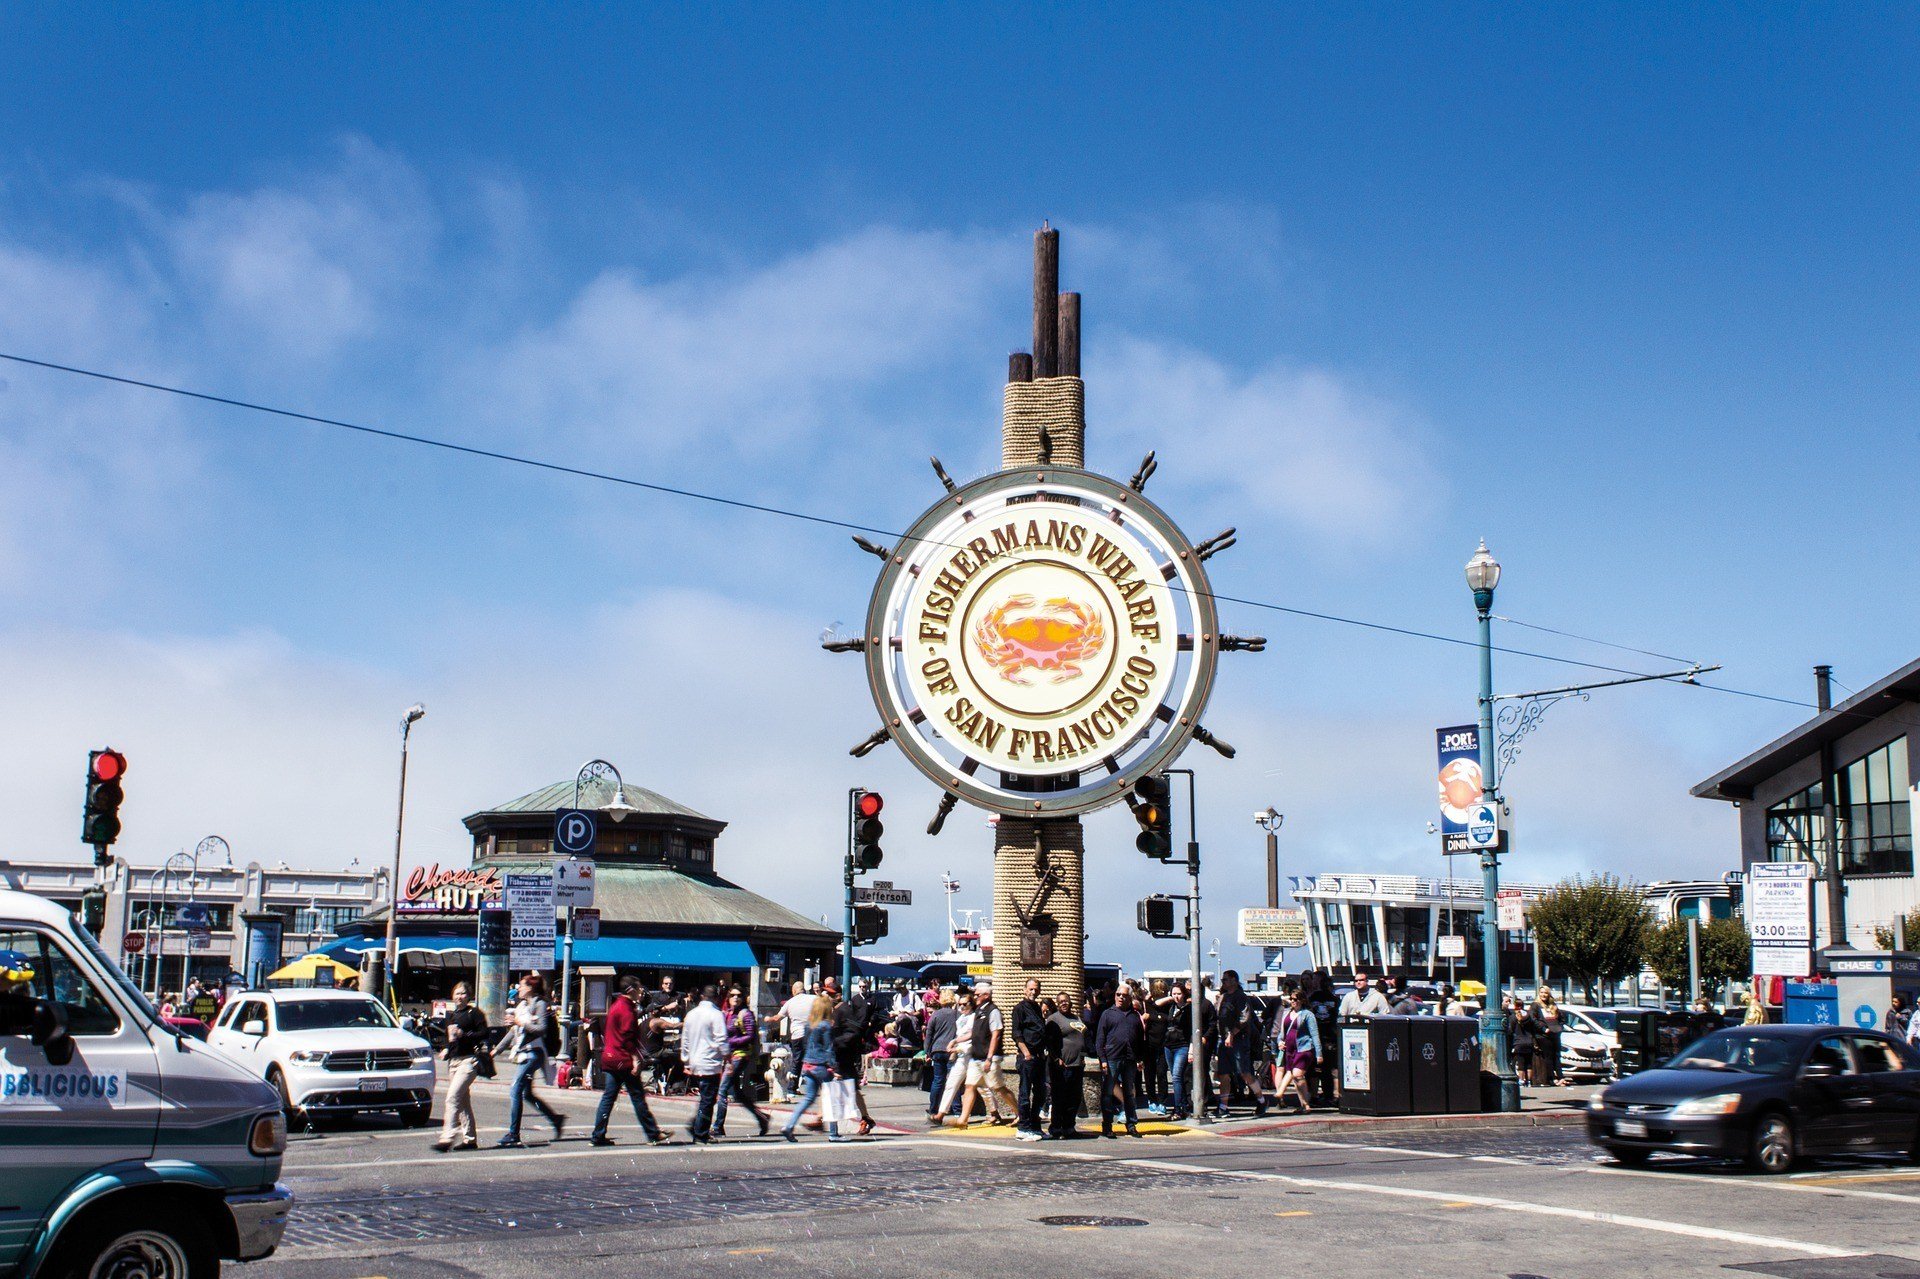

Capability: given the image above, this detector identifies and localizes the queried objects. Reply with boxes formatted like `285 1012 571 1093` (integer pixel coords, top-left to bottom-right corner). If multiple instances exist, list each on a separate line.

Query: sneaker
1016 1129 1043 1142
712 1125 727 1139
589 1135 616 1147
781 1130 798 1143
551 1114 567 1139
493 1136 523 1148
1126 1124 1142 1138
648 1132 671 1145
1147 1103 1167 1116
758 1114 771 1137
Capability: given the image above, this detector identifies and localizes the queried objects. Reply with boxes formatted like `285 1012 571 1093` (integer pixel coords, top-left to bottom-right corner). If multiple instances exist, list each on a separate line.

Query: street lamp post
162 836 231 999
561 759 631 1035
1466 540 1521 1113
378 704 426 1001
1254 808 1284 909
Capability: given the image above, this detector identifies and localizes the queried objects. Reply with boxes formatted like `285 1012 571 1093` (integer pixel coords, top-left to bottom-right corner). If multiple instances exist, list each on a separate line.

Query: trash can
1338 1016 1412 1116
1409 1017 1448 1114
1613 1008 1667 1076
1440 1016 1482 1114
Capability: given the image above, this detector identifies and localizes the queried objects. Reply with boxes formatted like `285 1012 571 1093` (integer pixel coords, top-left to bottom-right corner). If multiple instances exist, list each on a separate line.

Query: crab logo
972 594 1106 686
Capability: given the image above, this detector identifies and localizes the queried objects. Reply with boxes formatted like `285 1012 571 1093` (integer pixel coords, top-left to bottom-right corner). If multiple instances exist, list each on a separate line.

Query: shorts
964 1058 989 1087
1221 1039 1254 1075
980 1057 1008 1093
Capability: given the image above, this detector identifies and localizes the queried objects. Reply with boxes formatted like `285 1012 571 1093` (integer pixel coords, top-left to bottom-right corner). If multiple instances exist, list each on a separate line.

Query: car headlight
287 1050 323 1064
249 1111 287 1156
408 1047 434 1062
1673 1092 1742 1117
1588 1090 1609 1111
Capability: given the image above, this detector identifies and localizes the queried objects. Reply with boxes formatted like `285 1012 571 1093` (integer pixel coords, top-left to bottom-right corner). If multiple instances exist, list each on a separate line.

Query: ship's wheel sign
857 465 1228 818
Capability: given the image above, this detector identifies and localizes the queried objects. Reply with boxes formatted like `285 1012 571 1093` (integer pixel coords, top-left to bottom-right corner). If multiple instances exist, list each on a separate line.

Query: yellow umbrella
1458 980 1487 997
267 953 359 983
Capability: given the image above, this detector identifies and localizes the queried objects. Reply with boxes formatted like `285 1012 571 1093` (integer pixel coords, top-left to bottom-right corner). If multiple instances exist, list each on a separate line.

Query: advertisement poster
1749 861 1816 978
1342 1027 1371 1091
1435 725 1483 854
504 873 556 971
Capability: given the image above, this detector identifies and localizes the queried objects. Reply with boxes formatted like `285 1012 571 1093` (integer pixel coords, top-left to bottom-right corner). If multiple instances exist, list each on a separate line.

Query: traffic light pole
1165 768 1206 1125
842 787 857 994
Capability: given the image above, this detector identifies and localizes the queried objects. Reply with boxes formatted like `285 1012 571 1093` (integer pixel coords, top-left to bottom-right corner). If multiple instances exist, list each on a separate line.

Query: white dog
765 1043 794 1102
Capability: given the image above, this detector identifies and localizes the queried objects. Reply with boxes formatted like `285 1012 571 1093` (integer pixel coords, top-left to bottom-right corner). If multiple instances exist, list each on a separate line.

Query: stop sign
123 932 146 953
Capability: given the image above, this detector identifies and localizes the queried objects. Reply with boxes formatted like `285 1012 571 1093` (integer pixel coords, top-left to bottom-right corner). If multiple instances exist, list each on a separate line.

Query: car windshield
1668 1030 1794 1076
1581 1010 1618 1032
276 998 397 1032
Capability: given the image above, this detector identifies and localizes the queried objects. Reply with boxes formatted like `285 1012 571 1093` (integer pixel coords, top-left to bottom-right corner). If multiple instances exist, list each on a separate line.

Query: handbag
474 1047 497 1080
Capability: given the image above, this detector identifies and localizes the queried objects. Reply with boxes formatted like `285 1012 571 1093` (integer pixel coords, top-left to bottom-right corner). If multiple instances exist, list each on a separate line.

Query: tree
1872 909 1920 950
1527 874 1652 1004
1646 915 1752 993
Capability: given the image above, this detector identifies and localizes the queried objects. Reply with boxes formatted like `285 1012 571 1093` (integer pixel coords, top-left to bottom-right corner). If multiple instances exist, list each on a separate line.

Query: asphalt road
244 1083 1920 1279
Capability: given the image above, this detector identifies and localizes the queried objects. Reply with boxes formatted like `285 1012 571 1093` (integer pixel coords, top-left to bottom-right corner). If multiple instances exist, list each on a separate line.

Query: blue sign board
554 808 597 857
1435 724 1483 853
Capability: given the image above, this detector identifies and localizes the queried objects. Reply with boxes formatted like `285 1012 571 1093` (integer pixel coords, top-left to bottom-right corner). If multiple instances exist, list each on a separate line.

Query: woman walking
780 995 840 1142
1272 989 1319 1113
713 988 770 1138
432 982 488 1152
1532 990 1565 1086
1508 994 1538 1091
496 973 566 1148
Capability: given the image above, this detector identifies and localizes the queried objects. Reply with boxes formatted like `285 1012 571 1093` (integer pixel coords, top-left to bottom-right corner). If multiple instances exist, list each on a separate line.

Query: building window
1766 737 1911 877
689 840 712 865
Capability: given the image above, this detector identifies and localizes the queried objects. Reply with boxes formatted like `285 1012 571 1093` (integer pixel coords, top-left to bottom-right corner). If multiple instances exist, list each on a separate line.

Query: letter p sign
554 808 598 857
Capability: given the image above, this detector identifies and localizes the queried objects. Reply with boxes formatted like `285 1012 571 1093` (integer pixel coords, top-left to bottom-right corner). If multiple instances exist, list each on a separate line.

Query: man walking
1094 987 1143 1137
972 982 1018 1123
1212 970 1266 1119
1012 978 1049 1141
777 978 814 1093
1340 971 1391 1019
680 985 729 1144
923 989 957 1123
590 975 667 1147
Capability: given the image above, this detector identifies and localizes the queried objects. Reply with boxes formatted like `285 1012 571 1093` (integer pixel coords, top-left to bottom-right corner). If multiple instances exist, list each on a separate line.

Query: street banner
1749 861 1816 978
1436 725 1484 854
1495 889 1526 932
504 873 556 971
1237 907 1308 948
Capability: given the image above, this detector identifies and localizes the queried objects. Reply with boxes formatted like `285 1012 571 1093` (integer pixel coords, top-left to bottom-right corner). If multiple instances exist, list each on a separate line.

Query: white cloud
1092 335 1441 549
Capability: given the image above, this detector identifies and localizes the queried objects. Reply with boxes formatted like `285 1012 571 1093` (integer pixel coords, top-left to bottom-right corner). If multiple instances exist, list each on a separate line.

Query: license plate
358 1076 389 1092
1616 1118 1648 1138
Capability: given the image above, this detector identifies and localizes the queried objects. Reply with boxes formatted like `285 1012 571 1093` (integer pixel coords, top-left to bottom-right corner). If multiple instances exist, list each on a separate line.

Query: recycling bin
1440 1016 1482 1113
1783 981 1838 1027
1612 1008 1676 1076
1338 1016 1412 1116
1409 1017 1448 1114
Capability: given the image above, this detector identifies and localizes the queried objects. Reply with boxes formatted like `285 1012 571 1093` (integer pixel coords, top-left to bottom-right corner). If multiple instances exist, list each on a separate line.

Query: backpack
544 1012 562 1056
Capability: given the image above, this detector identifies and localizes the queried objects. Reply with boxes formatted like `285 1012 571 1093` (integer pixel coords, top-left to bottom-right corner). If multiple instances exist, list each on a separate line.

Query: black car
1586 1024 1920 1173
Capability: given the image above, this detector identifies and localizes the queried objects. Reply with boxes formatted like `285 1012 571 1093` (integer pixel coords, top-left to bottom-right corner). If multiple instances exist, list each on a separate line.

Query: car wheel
1746 1111 1795 1174
269 1067 309 1133
401 1103 432 1128
46 1207 216 1279
1608 1145 1652 1167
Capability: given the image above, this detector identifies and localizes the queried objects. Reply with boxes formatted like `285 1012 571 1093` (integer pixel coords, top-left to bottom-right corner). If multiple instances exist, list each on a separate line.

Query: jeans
1100 1056 1139 1128
714 1054 765 1132
926 1052 953 1115
504 1045 559 1141
592 1065 661 1141
1047 1061 1083 1137
688 1071 723 1140
783 1066 831 1135
1165 1045 1191 1115
1142 1043 1167 1105
1016 1053 1048 1131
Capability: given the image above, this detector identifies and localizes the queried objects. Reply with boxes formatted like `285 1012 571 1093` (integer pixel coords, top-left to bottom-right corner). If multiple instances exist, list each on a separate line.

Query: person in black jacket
1045 992 1087 1139
1094 988 1144 1137
830 991 877 1135
1011 979 1050 1140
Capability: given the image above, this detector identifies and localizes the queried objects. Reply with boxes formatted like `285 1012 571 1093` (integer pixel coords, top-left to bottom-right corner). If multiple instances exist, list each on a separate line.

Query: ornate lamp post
1253 807 1284 909
1466 541 1521 1112
161 836 231 999
377 703 426 1000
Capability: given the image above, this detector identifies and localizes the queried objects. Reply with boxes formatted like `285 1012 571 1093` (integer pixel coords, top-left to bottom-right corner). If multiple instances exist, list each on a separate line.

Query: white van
0 888 293 1278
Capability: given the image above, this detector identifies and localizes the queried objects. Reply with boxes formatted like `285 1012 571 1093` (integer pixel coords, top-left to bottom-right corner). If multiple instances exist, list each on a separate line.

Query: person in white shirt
777 980 815 1092
680 986 730 1143
1338 971 1392 1019
937 991 977 1121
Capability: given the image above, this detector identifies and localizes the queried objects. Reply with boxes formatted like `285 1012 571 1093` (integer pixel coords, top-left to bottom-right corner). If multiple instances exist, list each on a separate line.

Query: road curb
1216 1109 1588 1138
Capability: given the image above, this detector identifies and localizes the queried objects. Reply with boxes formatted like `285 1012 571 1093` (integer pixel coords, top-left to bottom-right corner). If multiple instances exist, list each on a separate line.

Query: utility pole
1167 768 1206 1125
1814 665 1849 953
1467 541 1520 1113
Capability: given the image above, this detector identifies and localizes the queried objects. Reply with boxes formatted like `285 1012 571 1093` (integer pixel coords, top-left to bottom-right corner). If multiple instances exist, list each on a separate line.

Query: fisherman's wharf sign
863 466 1220 817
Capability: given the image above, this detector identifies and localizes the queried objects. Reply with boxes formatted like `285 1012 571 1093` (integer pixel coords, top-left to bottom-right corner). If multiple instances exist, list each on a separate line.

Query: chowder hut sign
398 864 503 915
864 466 1220 818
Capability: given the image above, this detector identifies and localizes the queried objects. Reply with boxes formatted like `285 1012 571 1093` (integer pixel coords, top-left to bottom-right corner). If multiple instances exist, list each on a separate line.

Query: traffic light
852 790 884 871
853 904 889 945
1137 894 1177 937
83 749 128 861
1131 773 1173 859
78 887 107 937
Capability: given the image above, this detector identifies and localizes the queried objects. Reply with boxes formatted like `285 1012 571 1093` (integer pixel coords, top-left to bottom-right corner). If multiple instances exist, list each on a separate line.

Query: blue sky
1 5 1915 970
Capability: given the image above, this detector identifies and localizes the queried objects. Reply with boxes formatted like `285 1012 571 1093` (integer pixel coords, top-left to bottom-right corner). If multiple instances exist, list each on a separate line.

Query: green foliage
1872 910 1920 951
1529 874 1653 1003
1647 915 1752 990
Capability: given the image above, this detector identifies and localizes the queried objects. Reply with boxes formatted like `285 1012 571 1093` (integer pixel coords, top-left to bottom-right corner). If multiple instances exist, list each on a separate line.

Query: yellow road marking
1794 1171 1920 1188
1274 1210 1312 1218
726 1248 775 1256
1060 1225 1103 1231
1440 1201 1476 1209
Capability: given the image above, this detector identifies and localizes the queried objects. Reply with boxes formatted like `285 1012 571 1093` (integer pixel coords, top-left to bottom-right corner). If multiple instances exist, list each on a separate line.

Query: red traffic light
91 750 126 782
856 792 884 819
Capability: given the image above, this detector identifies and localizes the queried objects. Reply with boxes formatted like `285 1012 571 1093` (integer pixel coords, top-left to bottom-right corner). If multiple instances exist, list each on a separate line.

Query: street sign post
572 907 600 943
1437 934 1467 960
1237 907 1307 948
551 859 596 1033
504 873 555 973
1466 802 1499 850
1495 889 1526 932
1749 861 1816 978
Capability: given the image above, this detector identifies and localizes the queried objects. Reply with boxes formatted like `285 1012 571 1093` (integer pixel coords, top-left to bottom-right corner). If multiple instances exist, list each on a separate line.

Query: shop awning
853 957 922 982
567 937 756 970
318 935 477 960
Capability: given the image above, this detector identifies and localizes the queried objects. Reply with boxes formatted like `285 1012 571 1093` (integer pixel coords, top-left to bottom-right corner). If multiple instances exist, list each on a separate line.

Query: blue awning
853 957 922 981
318 935 476 959
567 937 756 970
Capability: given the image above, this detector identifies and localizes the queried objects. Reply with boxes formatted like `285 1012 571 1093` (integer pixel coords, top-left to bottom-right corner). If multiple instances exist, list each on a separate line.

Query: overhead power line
0 349 1825 714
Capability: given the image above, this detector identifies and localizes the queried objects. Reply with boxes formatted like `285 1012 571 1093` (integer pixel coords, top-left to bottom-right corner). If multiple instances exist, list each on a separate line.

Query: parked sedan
209 988 436 1130
1586 1024 1920 1173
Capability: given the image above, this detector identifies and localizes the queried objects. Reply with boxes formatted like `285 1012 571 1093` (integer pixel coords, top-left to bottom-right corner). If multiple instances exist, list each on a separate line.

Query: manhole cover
1035 1215 1149 1228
